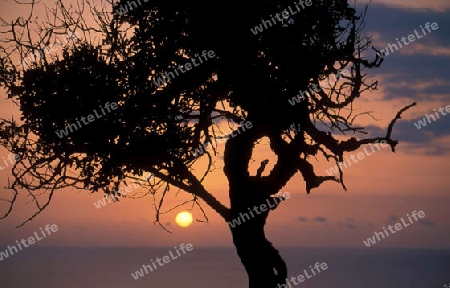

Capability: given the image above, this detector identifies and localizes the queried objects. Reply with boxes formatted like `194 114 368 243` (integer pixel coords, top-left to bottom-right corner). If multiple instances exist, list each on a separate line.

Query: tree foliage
0 0 414 286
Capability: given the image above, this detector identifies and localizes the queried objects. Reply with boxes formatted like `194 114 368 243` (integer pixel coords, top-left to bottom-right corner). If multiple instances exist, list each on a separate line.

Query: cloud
387 215 398 225
311 6 450 156
343 221 356 229
363 114 450 155
338 218 357 229
363 5 450 37
418 219 435 227
381 77 450 101
384 215 435 227
297 216 328 223
360 1 450 12
298 216 377 229
298 216 384 229
360 5 450 103
338 218 374 229
314 217 327 223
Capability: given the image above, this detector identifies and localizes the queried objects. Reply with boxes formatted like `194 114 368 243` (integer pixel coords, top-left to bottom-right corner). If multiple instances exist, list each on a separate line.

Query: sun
175 211 193 227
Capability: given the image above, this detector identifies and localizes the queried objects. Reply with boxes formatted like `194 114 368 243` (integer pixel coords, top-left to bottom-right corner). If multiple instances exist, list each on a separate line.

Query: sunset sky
0 0 449 250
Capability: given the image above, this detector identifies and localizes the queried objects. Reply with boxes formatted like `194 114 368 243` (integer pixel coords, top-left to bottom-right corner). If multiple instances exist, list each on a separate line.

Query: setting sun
175 211 193 227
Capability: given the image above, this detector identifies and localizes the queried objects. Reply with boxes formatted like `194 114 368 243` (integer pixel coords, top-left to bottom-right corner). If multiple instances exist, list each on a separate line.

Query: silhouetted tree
0 0 415 287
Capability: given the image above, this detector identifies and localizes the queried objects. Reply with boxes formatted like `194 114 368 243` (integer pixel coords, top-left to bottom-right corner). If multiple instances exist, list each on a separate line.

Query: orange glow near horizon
0 0 449 250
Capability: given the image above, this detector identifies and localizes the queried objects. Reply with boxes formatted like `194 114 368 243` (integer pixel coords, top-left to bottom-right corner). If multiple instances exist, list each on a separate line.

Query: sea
1 247 449 288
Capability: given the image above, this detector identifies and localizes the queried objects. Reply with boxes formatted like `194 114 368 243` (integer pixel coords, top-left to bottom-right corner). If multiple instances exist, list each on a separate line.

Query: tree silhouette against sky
0 0 415 287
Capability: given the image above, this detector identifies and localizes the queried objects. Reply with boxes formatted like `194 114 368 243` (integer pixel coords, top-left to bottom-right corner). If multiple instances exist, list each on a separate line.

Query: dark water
1 247 449 288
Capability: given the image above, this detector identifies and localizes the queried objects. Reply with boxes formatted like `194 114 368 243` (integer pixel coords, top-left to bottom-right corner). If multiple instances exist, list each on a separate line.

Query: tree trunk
228 187 287 288
223 121 288 287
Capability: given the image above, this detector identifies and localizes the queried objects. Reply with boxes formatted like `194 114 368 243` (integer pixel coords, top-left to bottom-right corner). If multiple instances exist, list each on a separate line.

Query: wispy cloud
366 0 450 12
297 216 328 223
418 219 435 227
337 218 375 230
